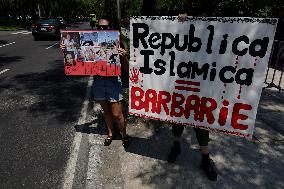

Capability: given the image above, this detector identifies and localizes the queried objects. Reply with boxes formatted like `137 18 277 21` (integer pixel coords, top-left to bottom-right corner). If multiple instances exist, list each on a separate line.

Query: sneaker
200 159 218 181
104 135 113 146
167 145 181 163
122 135 130 148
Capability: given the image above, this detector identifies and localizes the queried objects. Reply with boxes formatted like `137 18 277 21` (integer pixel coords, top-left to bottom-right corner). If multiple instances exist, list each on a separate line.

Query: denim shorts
92 76 123 102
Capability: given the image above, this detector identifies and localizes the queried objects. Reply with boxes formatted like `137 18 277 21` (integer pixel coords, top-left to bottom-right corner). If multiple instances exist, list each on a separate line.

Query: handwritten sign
129 16 278 139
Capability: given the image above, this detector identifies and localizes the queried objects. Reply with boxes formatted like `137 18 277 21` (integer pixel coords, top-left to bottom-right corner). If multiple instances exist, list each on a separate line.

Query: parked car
32 18 66 41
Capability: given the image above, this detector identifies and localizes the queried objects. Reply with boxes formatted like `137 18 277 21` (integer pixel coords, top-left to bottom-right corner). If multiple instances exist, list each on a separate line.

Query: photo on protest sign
61 30 121 76
129 16 278 139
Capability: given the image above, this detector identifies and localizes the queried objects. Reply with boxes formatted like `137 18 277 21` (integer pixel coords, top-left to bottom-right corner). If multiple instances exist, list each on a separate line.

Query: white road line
63 76 94 189
11 30 30 35
86 104 103 189
11 31 25 34
22 31 32 35
46 42 59 50
0 42 15 48
0 69 10 75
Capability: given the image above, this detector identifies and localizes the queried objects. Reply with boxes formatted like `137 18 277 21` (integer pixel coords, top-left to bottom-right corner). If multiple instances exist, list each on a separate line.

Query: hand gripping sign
61 30 121 76
129 16 278 139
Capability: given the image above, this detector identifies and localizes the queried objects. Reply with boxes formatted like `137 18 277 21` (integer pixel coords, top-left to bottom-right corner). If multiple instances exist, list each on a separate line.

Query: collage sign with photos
61 30 121 76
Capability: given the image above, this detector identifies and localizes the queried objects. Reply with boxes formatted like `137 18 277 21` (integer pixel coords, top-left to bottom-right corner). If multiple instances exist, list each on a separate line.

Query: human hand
117 47 126 57
114 44 127 57
178 13 188 22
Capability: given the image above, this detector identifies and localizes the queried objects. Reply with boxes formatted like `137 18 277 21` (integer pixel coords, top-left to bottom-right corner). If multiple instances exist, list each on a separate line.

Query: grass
121 33 130 58
0 25 27 31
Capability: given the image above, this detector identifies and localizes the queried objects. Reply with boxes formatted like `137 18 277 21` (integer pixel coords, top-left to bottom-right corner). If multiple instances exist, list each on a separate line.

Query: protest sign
61 30 121 76
129 16 278 138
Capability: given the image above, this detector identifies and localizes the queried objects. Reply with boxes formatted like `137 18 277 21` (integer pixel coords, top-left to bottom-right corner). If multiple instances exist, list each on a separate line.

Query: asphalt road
0 23 91 189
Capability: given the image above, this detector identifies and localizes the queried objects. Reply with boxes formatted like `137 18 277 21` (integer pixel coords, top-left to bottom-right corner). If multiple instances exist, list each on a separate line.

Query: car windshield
36 19 56 24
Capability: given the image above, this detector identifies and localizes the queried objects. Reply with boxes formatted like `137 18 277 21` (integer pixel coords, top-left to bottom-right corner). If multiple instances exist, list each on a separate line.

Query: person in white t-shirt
63 34 76 51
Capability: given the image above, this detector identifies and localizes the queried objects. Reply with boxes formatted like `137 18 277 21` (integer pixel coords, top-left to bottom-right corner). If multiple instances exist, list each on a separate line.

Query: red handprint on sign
130 68 140 84
130 68 143 85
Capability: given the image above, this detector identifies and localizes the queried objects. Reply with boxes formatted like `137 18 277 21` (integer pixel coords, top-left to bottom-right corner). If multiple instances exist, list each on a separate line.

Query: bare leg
111 101 129 147
110 101 126 137
99 100 114 137
200 145 209 155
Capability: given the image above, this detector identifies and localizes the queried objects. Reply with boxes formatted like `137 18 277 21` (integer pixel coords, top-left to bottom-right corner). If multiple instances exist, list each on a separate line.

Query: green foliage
0 0 106 20
214 0 255 16
0 0 283 26
121 33 130 58
129 0 143 16
126 0 284 17
156 0 190 15
0 25 25 31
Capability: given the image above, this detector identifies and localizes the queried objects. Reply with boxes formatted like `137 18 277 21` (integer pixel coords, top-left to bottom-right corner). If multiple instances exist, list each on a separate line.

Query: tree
131 0 284 17
1 0 283 26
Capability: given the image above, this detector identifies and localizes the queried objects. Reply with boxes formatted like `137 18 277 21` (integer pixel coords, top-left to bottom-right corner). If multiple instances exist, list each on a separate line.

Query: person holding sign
92 17 130 147
141 0 218 181
168 13 218 183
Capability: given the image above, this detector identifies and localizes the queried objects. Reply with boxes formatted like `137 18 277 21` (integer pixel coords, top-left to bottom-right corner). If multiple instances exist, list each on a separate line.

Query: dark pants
172 124 209 146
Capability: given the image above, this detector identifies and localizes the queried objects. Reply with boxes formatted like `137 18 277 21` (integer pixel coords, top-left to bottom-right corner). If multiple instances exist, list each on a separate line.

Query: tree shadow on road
0 40 8 44
34 37 59 42
0 59 89 188
74 111 107 135
0 77 13 94
5 60 87 124
0 54 24 67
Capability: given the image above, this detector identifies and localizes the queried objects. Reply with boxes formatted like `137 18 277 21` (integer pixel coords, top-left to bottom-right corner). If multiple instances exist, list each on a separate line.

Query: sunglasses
97 25 110 30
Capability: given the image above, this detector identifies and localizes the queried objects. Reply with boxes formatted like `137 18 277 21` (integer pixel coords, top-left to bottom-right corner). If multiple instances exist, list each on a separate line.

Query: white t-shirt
63 38 76 51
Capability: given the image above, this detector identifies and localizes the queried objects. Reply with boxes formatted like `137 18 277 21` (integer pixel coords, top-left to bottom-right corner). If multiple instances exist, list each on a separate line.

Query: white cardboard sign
129 17 278 139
